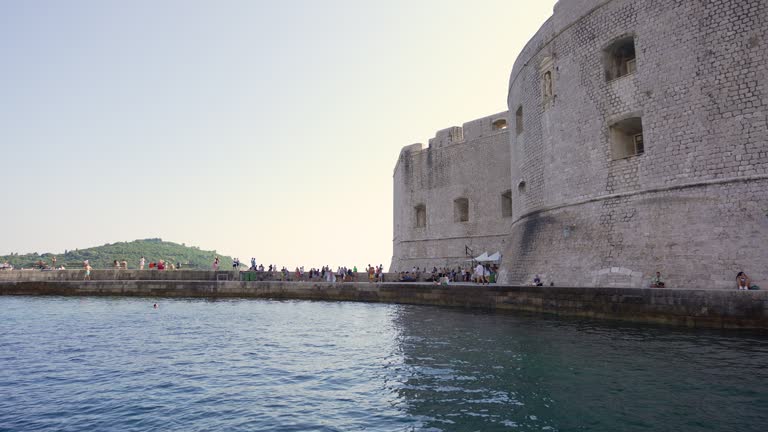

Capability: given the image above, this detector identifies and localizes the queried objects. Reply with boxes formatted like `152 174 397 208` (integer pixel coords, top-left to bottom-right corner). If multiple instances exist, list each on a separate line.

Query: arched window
518 180 527 194
515 106 524 135
604 36 637 81
414 205 426 228
543 70 553 99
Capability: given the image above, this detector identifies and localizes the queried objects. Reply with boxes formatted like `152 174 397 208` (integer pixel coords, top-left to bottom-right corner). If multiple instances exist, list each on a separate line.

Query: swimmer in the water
153 303 158 309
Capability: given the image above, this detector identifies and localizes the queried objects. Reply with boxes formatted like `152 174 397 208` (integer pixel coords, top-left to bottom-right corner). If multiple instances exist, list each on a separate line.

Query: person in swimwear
84 263 92 281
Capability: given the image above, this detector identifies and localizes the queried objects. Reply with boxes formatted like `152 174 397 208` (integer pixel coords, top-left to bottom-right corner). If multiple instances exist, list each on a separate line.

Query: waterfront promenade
1 270 766 330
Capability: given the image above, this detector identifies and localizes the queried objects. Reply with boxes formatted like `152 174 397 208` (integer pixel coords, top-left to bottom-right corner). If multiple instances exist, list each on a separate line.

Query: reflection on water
391 308 768 431
0 297 765 431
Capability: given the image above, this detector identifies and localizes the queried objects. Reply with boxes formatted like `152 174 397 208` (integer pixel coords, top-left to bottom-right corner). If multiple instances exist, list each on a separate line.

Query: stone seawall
0 270 385 282
0 269 223 282
1 280 766 330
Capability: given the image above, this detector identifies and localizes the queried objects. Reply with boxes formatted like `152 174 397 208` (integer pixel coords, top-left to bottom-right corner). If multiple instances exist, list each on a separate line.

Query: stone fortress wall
505 0 768 288
391 112 512 271
392 0 768 289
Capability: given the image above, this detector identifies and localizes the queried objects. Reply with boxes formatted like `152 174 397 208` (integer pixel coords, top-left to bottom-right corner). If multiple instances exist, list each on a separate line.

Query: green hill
0 238 234 270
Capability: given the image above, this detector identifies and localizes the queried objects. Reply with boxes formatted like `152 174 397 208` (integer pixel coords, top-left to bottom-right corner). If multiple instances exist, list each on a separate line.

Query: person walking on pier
213 257 220 271
140 256 146 270
474 263 484 284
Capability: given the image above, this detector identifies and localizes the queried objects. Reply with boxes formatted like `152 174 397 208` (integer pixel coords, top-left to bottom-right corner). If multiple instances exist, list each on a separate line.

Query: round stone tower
502 0 768 288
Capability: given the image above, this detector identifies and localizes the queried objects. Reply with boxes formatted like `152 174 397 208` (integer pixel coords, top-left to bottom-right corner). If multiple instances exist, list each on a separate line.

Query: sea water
0 297 765 431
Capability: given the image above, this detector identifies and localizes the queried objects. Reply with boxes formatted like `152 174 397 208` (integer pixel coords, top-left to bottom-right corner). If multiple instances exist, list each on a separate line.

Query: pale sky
0 0 557 268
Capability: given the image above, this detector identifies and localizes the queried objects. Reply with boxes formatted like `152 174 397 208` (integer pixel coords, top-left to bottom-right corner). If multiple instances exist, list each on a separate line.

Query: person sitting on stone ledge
651 272 666 288
736 272 751 290
533 275 543 287
430 267 438 282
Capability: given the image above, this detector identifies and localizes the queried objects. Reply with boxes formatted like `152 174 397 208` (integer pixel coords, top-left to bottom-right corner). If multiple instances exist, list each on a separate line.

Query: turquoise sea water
0 297 765 431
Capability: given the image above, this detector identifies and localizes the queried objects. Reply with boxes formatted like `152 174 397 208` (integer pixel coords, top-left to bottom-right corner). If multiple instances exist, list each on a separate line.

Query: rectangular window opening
610 117 644 160
453 198 469 223
415 205 426 228
515 106 524 135
501 190 513 218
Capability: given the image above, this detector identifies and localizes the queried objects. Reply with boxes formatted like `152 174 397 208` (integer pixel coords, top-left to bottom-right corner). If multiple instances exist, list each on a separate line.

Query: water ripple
0 297 766 431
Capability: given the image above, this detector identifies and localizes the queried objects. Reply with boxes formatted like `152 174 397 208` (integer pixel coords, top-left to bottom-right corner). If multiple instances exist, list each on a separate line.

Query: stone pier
1 279 766 330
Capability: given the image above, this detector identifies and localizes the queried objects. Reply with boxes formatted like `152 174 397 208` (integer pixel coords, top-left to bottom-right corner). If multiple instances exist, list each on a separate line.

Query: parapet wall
2 280 766 330
423 112 511 150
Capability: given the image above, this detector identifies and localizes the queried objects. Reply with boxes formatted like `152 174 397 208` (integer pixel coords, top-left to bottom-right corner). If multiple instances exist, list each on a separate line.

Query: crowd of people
104 257 182 271
396 263 500 285
230 259 387 283
229 258 397 284
21 257 66 271
2 255 761 290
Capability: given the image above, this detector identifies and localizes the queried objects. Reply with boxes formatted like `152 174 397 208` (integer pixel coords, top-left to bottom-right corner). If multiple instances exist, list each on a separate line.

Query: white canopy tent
472 252 501 263
486 252 502 262
473 252 489 262
466 252 503 263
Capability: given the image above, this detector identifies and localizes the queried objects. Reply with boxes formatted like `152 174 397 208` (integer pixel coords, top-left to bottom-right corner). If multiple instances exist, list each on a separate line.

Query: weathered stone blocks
391 1 767 289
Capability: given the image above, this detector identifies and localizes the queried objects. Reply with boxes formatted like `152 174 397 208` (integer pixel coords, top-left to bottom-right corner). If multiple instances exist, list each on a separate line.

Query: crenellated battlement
397 111 510 158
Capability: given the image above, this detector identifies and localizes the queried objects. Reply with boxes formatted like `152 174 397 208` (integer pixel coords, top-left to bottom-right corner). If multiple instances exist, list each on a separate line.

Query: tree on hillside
0 239 233 270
